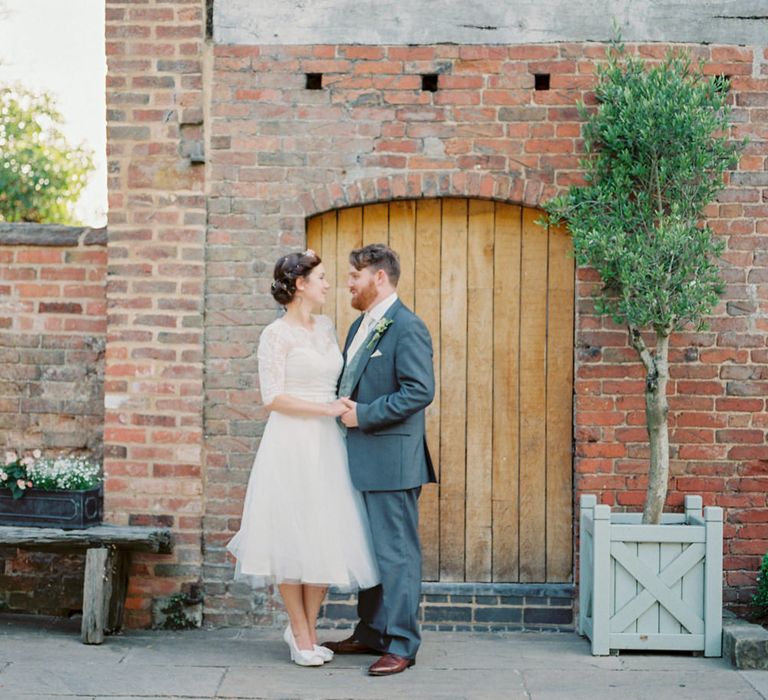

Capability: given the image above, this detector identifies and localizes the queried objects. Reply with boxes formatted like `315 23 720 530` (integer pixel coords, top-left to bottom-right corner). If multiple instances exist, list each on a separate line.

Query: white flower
0 471 7 481
21 456 33 467
366 317 394 349
32 449 41 458
4 451 17 464
16 479 26 490
22 455 101 492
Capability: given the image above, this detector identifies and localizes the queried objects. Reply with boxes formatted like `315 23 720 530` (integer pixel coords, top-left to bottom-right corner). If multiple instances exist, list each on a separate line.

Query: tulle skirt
227 411 379 590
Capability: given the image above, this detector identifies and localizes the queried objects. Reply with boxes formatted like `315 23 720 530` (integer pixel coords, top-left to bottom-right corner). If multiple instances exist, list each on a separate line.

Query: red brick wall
105 0 207 627
203 41 767 622
94 1 768 624
0 225 107 615
0 226 107 455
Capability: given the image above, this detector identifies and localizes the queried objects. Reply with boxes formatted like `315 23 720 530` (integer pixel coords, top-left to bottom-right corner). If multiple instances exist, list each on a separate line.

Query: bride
227 249 379 667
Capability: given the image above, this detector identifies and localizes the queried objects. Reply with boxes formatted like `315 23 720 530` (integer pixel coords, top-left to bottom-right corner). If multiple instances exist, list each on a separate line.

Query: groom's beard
350 279 377 311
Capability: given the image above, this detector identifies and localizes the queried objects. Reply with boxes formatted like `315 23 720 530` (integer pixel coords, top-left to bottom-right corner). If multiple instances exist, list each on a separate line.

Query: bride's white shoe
283 625 324 667
313 643 334 662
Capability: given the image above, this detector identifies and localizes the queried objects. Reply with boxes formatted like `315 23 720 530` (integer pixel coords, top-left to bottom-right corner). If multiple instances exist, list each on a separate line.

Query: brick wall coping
420 582 574 597
0 224 107 247
215 0 767 46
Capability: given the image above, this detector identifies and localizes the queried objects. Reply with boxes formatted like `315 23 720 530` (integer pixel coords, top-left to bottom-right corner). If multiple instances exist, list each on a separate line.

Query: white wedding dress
227 314 379 589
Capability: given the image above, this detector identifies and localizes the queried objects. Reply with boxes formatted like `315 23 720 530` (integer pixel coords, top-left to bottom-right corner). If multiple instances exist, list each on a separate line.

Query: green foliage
544 43 742 336
752 552 768 616
0 85 93 224
160 593 200 630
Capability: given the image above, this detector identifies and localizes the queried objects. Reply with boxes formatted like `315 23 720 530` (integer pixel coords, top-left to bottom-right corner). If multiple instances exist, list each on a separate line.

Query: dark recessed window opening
421 74 439 92
714 74 731 94
306 73 323 90
205 0 214 40
534 73 550 91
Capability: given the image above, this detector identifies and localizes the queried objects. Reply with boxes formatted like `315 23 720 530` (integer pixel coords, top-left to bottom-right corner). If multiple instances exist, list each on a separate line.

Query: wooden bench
0 524 173 644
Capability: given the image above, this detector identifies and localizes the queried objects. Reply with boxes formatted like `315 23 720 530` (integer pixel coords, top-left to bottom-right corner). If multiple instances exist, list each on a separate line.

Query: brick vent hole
421 74 439 92
306 73 323 90
534 73 550 91
715 74 731 93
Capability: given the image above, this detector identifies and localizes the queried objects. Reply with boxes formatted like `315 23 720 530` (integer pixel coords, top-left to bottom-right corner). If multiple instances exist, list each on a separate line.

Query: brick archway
298 172 556 220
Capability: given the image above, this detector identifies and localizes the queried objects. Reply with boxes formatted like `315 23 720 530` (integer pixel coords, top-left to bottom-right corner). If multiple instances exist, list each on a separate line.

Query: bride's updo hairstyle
270 249 322 305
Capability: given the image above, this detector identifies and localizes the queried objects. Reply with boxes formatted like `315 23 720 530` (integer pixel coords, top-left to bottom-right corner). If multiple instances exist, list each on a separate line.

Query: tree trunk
642 333 670 524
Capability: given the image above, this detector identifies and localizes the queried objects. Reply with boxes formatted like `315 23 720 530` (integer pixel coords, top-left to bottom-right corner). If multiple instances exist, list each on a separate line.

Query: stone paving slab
743 671 768 699
0 613 764 699
0 664 225 698
218 665 529 700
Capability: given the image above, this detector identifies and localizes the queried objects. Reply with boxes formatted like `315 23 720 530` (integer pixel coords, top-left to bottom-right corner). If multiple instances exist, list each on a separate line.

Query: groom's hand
340 397 359 428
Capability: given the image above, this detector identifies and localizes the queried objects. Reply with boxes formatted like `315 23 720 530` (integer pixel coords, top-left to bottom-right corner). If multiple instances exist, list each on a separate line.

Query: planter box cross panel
579 494 723 656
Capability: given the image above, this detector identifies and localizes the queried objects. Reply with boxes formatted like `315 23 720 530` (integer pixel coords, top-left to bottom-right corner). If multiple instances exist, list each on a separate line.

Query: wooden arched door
307 198 574 583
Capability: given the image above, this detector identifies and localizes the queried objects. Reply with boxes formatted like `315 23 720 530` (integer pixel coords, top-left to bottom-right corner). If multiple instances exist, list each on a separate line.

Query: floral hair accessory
367 317 394 349
289 249 318 275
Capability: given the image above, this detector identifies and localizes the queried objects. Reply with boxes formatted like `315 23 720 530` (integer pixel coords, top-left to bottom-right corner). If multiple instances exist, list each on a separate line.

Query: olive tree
0 85 93 224
544 45 742 524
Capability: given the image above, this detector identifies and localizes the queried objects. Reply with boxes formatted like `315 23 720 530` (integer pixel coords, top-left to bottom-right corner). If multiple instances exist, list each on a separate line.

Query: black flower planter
0 485 103 529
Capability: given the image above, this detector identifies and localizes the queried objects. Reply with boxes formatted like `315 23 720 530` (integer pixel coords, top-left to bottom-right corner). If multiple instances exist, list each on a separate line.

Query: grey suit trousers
354 487 422 659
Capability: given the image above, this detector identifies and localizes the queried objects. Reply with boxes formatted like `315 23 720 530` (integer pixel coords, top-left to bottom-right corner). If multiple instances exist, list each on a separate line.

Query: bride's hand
324 399 351 417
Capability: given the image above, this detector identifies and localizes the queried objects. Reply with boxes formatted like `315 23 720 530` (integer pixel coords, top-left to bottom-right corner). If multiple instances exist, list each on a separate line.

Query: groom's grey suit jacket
341 299 436 492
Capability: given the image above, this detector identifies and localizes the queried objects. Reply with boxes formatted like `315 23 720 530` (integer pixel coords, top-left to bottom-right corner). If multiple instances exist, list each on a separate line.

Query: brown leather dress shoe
368 653 416 676
321 636 379 655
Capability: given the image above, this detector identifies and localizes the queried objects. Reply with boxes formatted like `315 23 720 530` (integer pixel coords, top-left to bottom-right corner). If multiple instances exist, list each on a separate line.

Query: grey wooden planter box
579 494 723 656
0 485 103 529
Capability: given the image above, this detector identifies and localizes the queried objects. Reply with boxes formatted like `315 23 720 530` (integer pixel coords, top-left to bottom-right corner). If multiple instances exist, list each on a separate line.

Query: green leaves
752 552 768 616
545 45 741 336
0 85 93 224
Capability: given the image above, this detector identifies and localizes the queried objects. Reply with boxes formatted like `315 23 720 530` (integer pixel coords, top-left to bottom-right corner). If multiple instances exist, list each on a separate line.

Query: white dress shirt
346 292 398 360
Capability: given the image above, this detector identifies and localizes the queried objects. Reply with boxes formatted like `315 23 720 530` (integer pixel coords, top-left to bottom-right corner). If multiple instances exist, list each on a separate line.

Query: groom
326 243 436 676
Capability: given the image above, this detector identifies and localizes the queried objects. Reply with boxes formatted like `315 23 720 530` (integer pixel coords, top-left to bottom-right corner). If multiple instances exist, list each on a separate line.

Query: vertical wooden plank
578 495 597 634
590 505 612 655
682 543 705 634
388 200 416 309
703 507 723 656
306 215 323 270
518 207 548 582
691 562 708 629
81 547 113 644
106 551 130 633
319 210 338 320
659 542 684 634
439 198 468 581
415 199 442 581
465 200 494 582
336 206 364 342
612 548 637 633
492 203 522 582
363 203 389 246
545 223 574 582
637 542 661 633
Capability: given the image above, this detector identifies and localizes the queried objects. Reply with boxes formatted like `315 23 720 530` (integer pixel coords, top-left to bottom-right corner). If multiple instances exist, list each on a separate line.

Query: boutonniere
367 317 393 349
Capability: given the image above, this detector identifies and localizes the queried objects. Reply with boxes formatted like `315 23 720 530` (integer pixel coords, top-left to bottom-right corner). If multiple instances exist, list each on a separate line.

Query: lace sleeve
257 322 289 406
